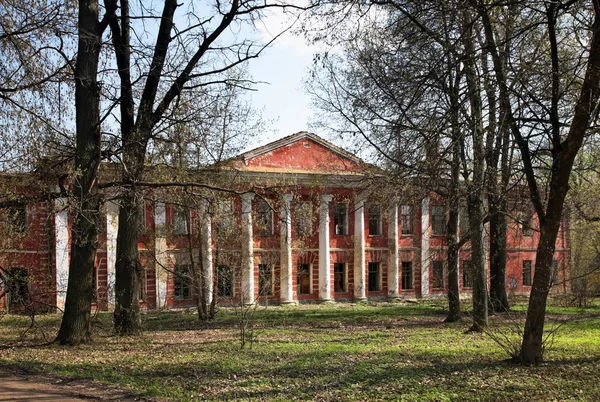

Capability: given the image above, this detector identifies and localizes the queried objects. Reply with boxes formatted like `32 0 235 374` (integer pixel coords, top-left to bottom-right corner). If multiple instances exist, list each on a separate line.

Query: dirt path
0 364 161 401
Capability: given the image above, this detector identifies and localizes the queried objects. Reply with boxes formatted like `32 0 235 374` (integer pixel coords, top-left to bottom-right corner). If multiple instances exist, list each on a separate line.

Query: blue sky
243 7 321 150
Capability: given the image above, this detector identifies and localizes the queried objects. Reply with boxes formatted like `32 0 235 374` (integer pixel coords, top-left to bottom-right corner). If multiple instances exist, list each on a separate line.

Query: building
0 132 571 312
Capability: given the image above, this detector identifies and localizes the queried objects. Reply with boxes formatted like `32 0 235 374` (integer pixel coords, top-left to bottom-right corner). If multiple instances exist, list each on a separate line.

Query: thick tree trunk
55 0 104 346
113 194 143 335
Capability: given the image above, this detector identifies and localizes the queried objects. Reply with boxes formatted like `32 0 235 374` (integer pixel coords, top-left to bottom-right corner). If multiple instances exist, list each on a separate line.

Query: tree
474 0 600 363
105 0 305 334
56 0 117 345
307 0 492 327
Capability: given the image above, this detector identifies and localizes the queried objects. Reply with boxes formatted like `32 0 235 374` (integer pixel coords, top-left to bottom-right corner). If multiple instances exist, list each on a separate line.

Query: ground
0 299 599 401
0 363 160 401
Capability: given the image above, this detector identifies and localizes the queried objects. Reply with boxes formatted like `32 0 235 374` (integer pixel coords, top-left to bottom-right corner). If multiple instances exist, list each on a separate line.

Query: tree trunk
55 0 104 346
462 7 488 331
113 193 143 335
489 194 509 312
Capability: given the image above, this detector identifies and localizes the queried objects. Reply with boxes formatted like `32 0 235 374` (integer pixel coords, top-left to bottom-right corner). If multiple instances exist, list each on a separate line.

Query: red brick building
0 132 571 311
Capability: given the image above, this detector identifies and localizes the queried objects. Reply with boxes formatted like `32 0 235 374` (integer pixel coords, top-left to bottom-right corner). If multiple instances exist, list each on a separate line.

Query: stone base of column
318 298 334 304
280 300 298 305
387 295 401 301
353 296 368 302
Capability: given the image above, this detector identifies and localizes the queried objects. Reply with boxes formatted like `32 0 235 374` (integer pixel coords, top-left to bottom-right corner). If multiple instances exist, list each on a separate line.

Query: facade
0 132 571 312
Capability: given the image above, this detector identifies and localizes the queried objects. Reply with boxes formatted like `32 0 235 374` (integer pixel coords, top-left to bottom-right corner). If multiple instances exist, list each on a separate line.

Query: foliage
1 302 599 401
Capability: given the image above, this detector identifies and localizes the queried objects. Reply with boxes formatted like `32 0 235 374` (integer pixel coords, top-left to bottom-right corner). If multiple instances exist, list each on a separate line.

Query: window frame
333 262 346 293
173 205 189 235
258 263 273 296
297 263 312 295
295 201 313 237
462 260 473 289
368 262 381 292
432 260 445 289
173 264 192 300
7 205 27 234
431 205 446 236
400 205 413 236
256 199 274 237
334 202 348 236
401 261 413 290
216 265 234 298
368 204 382 236
216 199 234 234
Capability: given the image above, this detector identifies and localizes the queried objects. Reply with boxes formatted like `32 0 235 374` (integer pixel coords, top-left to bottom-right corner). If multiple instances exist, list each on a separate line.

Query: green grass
0 300 599 401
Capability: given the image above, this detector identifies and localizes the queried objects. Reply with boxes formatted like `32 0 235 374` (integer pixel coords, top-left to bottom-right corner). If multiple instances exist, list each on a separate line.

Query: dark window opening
216 265 233 297
462 260 473 289
174 265 192 300
401 205 413 235
401 261 413 290
432 260 444 288
257 199 274 236
334 203 348 235
334 263 346 293
368 262 380 292
258 264 273 296
368 205 382 236
431 205 446 235
297 264 311 295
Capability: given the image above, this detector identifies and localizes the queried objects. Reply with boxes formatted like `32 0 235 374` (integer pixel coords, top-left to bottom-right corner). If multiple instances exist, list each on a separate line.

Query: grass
0 299 599 401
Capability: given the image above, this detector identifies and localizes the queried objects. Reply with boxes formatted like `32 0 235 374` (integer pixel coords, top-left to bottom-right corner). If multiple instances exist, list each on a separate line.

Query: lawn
0 300 599 401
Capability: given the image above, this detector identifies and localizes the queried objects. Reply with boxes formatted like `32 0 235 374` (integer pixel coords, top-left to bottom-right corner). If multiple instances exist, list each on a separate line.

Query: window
173 206 189 235
334 263 346 293
216 199 234 233
297 264 311 295
462 260 473 289
258 264 273 296
7 206 26 234
432 260 444 288
216 265 233 297
523 260 532 286
401 205 413 235
296 201 313 237
368 262 381 292
174 265 192 300
368 204 382 236
256 199 273 236
551 260 559 286
334 203 348 235
401 261 413 290
3 268 29 312
431 205 446 235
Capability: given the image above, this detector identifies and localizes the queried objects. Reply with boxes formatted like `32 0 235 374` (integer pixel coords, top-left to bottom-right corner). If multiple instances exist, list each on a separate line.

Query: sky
242 8 323 151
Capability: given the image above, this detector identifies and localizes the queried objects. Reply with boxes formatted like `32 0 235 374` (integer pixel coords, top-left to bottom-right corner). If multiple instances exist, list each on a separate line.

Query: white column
319 195 333 301
241 193 255 304
106 201 119 306
421 196 430 297
55 198 69 310
154 202 168 309
354 197 367 301
387 202 400 299
199 199 213 306
280 194 295 304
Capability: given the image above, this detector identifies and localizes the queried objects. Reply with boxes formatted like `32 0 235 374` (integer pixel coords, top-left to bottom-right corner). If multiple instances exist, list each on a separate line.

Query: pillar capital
281 194 293 203
320 194 333 204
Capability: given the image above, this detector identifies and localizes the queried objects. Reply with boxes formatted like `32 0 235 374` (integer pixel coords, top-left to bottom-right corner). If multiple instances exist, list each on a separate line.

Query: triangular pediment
234 132 364 174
